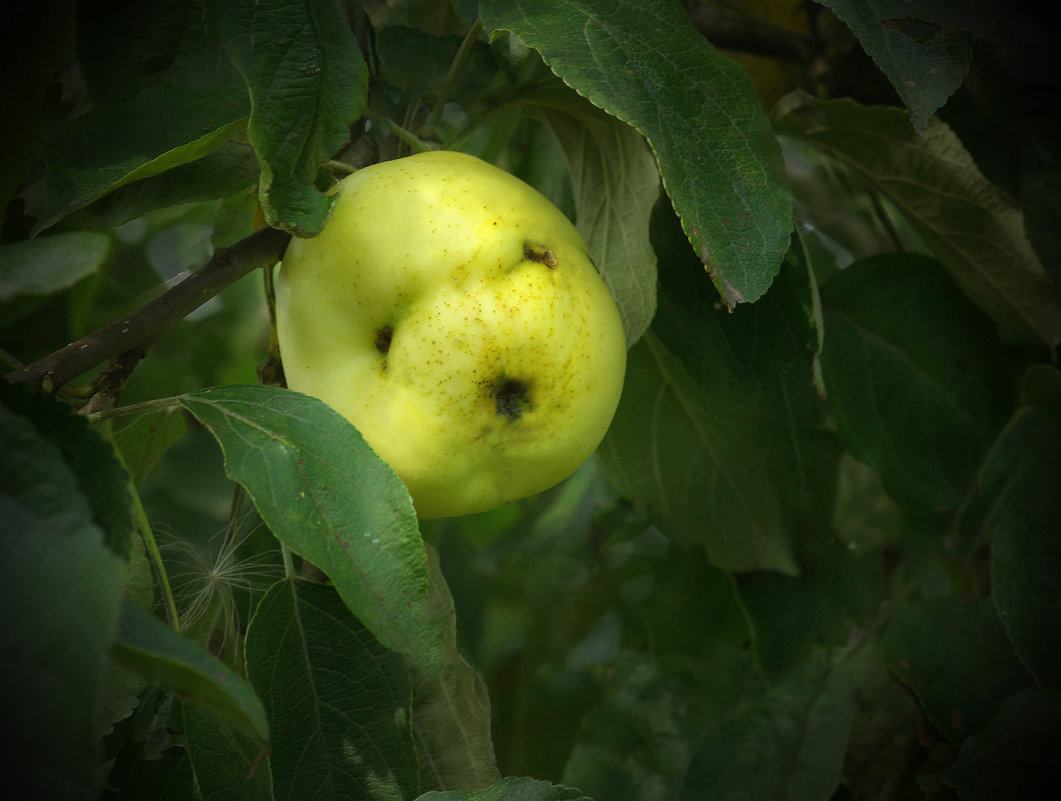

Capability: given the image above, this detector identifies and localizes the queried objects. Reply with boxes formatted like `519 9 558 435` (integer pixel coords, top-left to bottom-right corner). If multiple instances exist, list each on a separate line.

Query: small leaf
112 600 269 745
818 253 1011 511
0 232 110 324
481 0 792 307
111 407 189 489
415 777 591 801
178 386 439 669
774 92 1061 351
205 0 369 235
881 596 1034 744
598 333 798 575
919 690 1061 801
812 0 991 131
528 88 660 345
679 657 854 801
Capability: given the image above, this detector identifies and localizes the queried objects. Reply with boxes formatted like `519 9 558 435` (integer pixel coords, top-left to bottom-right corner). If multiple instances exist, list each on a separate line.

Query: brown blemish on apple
523 241 558 268
375 325 393 354
494 377 530 420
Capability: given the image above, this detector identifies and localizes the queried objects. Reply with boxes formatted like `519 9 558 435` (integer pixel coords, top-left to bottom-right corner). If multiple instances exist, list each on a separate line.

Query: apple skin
275 150 626 518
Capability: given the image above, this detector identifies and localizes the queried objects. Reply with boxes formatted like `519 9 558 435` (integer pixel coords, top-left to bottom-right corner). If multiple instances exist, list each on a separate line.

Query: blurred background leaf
919 690 1061 801
599 333 797 575
980 390 1061 689
775 92 1061 352
812 0 995 132
881 596 1034 744
818 253 1012 513
679 654 854 801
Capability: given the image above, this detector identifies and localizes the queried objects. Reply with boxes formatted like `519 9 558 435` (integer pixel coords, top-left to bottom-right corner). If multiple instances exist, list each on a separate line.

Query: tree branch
6 226 292 393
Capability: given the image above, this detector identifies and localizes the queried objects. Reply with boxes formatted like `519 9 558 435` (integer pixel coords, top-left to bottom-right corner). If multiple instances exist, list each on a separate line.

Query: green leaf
410 546 501 792
180 703 272 800
919 690 1061 800
527 88 659 345
481 0 792 307
818 253 1011 511
812 0 989 132
980 398 1061 688
652 217 837 525
655 221 822 422
0 382 133 557
0 400 125 800
415 777 591 801
735 557 881 680
65 142 260 231
205 0 369 235
35 85 249 234
178 386 438 668
598 333 798 575
881 596 1033 744
111 407 189 489
112 600 269 744
679 657 854 801
0 231 110 301
774 92 1061 351
0 232 111 326
244 577 419 801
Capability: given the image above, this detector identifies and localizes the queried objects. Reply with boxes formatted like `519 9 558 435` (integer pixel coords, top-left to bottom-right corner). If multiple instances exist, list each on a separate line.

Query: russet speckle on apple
276 150 627 518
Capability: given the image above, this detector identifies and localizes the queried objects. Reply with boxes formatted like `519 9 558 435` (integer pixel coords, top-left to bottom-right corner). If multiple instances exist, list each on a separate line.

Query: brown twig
5 226 292 394
77 347 148 415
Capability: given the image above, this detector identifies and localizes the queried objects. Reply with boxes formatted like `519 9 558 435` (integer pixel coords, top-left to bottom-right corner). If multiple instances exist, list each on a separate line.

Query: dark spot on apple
495 378 530 420
375 325 393 356
524 241 558 268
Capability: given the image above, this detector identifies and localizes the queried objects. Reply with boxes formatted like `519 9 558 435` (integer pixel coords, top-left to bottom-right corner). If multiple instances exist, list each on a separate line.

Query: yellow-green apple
275 150 626 518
